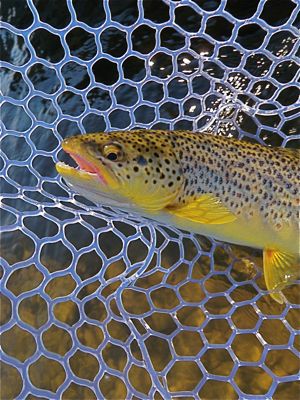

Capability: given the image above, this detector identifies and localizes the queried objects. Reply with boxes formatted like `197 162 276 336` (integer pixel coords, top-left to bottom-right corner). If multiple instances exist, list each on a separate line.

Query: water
1 0 299 398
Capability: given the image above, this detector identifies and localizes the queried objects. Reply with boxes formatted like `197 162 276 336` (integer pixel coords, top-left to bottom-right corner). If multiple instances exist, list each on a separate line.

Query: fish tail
263 248 299 303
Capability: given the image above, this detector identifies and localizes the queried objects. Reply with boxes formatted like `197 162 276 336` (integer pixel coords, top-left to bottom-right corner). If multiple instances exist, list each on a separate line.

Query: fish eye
102 143 124 162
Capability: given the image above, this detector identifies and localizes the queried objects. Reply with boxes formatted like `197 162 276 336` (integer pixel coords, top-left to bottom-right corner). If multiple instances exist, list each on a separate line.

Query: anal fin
263 248 299 303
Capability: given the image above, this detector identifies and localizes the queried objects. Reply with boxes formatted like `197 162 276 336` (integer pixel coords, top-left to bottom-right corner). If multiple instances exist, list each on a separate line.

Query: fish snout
61 136 83 154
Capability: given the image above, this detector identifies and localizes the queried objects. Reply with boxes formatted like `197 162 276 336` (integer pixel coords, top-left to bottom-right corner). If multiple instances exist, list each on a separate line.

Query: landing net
1 0 299 398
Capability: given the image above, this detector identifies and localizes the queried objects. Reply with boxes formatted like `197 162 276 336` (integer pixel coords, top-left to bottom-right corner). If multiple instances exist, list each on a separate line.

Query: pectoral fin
263 248 299 303
120 178 180 212
167 194 237 225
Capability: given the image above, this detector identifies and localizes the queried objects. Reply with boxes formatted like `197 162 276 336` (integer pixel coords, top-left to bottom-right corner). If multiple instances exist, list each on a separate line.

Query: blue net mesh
1 0 299 398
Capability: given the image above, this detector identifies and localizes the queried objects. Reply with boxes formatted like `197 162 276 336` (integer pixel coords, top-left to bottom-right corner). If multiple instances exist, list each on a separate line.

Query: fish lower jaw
64 178 132 210
56 161 97 178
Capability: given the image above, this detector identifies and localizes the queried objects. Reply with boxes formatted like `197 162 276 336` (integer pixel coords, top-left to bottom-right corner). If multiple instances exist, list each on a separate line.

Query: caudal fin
263 248 299 303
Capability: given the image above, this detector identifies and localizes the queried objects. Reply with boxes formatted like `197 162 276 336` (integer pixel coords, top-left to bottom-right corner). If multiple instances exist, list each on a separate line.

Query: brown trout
56 130 300 303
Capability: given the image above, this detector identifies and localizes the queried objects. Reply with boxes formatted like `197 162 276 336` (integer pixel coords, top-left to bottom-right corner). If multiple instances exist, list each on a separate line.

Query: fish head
56 131 184 212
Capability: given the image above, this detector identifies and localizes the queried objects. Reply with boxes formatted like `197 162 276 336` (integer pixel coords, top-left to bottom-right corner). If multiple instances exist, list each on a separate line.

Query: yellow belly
158 211 299 255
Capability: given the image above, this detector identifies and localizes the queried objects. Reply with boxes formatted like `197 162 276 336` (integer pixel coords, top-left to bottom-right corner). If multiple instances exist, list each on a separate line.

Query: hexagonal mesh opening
1 0 299 399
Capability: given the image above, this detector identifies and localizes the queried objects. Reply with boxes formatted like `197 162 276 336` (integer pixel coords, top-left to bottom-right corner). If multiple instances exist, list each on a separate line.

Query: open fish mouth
56 152 107 185
56 150 119 189
56 149 129 208
56 159 99 180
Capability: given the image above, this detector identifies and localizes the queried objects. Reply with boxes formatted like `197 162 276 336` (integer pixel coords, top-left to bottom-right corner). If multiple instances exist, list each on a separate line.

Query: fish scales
56 130 300 303
168 132 299 229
